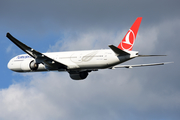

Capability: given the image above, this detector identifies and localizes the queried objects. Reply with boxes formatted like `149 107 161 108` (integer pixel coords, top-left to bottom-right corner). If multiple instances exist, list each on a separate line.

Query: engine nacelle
69 71 88 80
29 60 39 71
20 59 46 72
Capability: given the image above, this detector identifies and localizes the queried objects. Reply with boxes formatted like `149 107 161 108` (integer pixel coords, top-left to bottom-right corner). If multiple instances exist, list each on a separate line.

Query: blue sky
0 0 180 120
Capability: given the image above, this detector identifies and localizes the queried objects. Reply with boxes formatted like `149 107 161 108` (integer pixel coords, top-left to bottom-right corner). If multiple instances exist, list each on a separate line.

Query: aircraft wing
112 62 173 69
6 33 67 70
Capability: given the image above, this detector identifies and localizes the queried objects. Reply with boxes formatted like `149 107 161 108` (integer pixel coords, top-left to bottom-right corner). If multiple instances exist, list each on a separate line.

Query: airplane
7 17 172 80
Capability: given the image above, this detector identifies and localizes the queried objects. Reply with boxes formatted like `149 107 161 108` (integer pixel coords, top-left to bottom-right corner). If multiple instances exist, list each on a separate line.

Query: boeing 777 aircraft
7 17 171 80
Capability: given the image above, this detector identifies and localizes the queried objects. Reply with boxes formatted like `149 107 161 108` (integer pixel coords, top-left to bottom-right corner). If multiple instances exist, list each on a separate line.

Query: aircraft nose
7 58 23 72
7 60 13 70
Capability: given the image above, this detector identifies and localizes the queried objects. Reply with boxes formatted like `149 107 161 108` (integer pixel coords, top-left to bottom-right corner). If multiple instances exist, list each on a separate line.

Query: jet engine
69 71 88 80
29 60 39 71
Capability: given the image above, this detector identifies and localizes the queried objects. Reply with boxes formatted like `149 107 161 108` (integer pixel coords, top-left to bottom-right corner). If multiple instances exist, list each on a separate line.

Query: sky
0 0 180 119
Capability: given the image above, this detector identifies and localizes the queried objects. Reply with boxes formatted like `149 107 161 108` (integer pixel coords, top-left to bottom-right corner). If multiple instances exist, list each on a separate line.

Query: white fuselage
7 49 138 72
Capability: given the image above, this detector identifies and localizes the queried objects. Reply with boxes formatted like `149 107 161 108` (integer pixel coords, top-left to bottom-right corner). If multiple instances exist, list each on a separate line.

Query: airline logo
119 29 135 51
118 17 142 51
17 55 32 59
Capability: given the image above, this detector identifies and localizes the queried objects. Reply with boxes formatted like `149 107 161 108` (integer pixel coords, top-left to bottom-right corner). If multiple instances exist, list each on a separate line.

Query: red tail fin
118 17 142 51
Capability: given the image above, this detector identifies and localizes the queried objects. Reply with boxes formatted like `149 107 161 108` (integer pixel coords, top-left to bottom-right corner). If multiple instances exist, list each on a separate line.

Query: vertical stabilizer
118 17 142 51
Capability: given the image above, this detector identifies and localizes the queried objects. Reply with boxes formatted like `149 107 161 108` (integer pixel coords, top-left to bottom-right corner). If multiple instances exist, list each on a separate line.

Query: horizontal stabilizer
112 62 173 69
138 55 166 57
109 45 130 56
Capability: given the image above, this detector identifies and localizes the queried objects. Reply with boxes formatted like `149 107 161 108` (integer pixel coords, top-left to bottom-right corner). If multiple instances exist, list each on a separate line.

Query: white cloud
48 30 119 52
0 81 64 120
6 44 13 53
1 69 180 120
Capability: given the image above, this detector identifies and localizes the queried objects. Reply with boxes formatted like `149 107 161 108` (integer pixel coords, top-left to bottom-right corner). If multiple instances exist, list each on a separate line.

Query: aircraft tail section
118 17 142 51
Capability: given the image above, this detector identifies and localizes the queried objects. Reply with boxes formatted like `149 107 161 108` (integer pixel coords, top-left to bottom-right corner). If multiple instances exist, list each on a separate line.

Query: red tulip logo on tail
120 29 135 51
118 17 142 51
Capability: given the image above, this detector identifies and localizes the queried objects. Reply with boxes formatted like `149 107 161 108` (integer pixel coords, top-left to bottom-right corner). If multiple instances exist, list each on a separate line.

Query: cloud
6 44 13 53
0 82 61 120
1 69 180 120
48 30 120 52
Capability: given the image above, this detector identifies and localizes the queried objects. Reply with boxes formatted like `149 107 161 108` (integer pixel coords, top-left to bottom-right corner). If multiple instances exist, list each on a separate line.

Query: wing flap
6 33 67 70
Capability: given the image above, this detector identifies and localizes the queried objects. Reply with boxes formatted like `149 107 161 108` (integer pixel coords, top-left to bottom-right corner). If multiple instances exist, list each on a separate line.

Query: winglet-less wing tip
6 32 12 38
163 62 174 64
6 32 9 36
